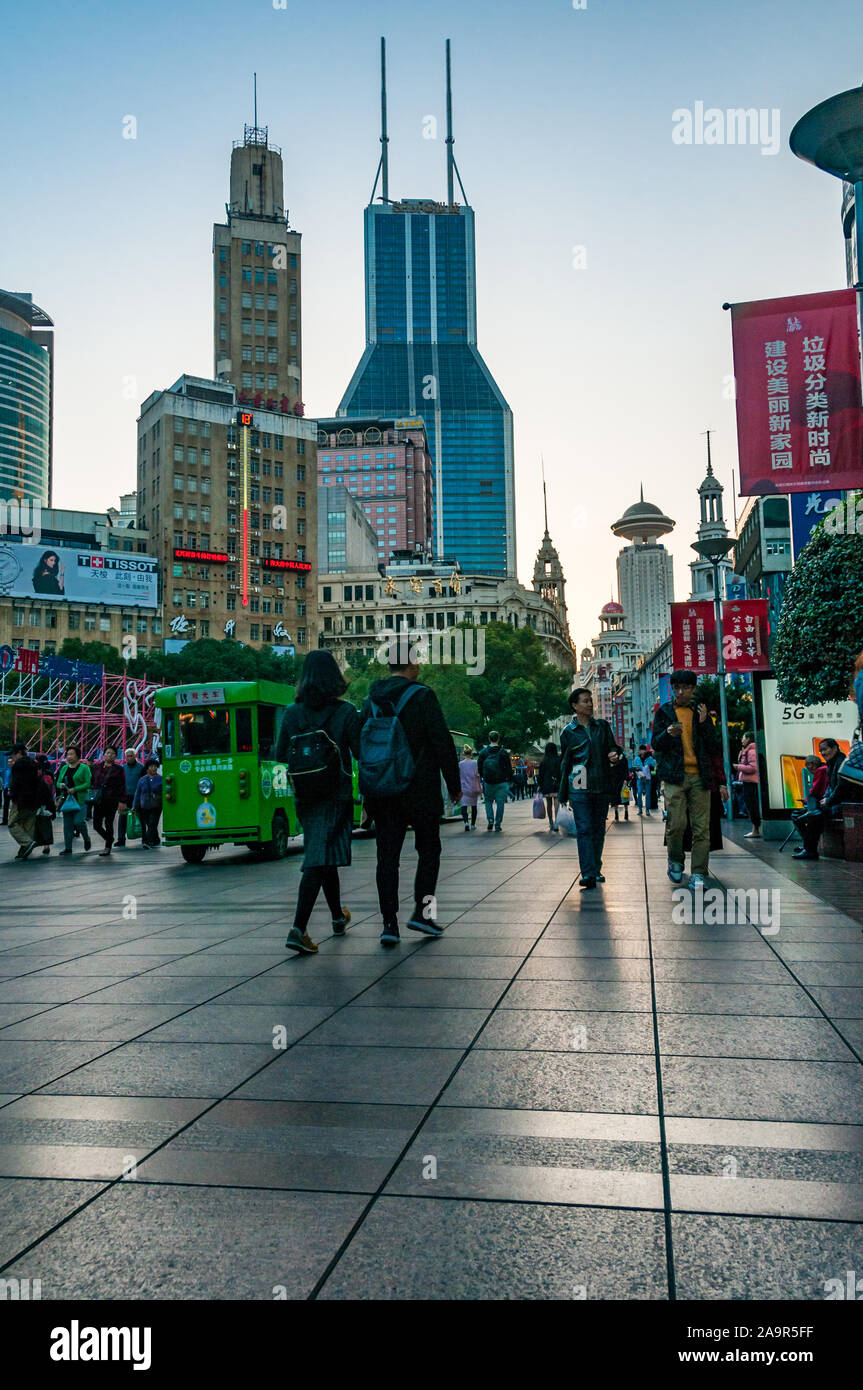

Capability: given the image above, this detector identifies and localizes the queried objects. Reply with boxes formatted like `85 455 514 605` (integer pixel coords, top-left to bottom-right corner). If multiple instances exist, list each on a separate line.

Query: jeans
373 806 442 924
569 791 608 880
62 809 89 851
664 774 711 875
484 782 509 826
634 779 650 812
460 803 478 826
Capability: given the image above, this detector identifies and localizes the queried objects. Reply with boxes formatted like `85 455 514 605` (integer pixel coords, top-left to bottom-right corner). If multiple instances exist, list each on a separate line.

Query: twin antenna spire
372 37 467 207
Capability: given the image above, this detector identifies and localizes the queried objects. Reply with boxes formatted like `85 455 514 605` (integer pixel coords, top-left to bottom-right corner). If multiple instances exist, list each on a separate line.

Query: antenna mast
446 39 454 206
380 37 389 202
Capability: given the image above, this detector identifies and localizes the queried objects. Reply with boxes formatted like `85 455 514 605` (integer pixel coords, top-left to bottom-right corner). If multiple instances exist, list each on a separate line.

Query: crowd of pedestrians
5 742 162 861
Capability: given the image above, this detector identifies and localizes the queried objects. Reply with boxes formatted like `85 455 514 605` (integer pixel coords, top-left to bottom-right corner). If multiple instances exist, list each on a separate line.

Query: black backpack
285 706 343 801
481 745 507 783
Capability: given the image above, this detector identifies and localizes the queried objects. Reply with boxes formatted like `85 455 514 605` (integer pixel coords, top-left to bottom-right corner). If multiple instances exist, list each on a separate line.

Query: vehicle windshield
176 709 231 755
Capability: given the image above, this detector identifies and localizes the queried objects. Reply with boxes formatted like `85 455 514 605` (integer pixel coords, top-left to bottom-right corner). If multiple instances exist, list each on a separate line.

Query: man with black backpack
359 651 461 947
477 732 513 832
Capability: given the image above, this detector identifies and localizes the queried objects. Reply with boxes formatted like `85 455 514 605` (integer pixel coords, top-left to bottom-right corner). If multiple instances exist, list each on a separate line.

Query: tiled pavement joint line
710 866 863 1066
641 823 677 1302
0 830 544 1276
307 868 584 1301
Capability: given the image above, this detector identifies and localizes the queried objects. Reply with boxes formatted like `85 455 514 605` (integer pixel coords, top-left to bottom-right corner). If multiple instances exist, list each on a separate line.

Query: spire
639 482 644 503
380 37 389 203
541 456 549 535
446 38 454 207
704 428 714 477
253 72 257 130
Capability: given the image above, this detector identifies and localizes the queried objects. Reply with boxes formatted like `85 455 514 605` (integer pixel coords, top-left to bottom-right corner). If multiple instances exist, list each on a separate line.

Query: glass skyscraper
336 47 515 576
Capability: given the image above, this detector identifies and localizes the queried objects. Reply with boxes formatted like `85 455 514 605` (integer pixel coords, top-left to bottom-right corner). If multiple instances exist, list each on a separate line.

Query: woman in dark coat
537 742 562 831
275 651 362 955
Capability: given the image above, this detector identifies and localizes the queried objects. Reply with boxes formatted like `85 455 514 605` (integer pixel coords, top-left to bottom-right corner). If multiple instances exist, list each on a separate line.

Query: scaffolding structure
2 668 163 762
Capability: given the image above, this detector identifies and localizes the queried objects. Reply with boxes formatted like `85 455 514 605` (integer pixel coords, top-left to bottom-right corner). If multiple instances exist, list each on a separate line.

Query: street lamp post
692 535 736 821
790 86 863 400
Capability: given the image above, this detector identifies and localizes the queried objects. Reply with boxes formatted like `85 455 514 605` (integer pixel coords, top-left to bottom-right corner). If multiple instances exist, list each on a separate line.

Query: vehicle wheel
265 813 290 860
180 844 207 864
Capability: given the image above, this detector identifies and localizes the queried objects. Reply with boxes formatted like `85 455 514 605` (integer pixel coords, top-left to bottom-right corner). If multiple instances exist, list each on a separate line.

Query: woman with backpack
275 650 362 955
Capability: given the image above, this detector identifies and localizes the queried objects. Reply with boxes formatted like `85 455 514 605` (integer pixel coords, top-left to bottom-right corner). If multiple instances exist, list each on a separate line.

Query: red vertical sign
730 289 863 495
671 602 717 674
722 599 770 671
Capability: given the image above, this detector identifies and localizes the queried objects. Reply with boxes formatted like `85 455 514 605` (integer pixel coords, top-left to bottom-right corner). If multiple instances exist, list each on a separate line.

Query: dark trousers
570 791 608 880
139 808 161 845
93 802 119 848
294 866 343 933
802 812 825 855
373 806 442 924
743 781 761 830
460 803 477 826
116 810 129 845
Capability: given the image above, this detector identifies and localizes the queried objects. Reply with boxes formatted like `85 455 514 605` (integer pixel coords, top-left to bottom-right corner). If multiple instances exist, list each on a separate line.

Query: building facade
336 44 515 575
611 489 675 653
136 375 316 654
317 483 380 575
317 551 574 673
733 494 792 636
213 125 303 413
0 290 54 505
576 601 641 734
316 417 434 563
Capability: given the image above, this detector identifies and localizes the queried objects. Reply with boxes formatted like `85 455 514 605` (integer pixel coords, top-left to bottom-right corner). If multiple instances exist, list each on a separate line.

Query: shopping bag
34 811 54 846
532 792 546 820
556 804 577 837
125 811 143 842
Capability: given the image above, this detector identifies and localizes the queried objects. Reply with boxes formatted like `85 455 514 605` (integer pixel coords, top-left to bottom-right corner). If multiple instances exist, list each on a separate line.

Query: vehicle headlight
198 777 215 795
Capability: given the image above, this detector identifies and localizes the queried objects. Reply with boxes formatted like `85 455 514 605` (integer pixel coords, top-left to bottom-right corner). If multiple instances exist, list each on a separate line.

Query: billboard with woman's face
0 543 158 606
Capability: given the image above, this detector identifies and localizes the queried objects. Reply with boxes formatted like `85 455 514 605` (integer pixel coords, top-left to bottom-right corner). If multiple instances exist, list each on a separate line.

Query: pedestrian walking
132 758 163 847
537 741 561 831
359 650 460 946
610 753 631 821
276 650 362 955
735 732 762 839
652 669 720 887
558 688 623 889
116 748 145 848
458 744 482 830
55 746 92 854
7 745 51 860
632 745 656 817
91 745 127 856
477 733 513 832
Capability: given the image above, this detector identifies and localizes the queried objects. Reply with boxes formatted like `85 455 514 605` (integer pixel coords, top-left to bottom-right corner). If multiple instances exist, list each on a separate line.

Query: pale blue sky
1 0 857 648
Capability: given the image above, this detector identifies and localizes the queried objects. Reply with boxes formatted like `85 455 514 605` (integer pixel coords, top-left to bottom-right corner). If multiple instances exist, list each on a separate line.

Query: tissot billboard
0 542 158 606
730 289 863 496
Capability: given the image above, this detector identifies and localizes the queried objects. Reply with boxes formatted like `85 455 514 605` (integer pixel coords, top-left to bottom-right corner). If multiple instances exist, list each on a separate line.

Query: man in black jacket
361 655 461 946
477 733 513 832
651 669 718 886
558 688 623 888
8 744 49 860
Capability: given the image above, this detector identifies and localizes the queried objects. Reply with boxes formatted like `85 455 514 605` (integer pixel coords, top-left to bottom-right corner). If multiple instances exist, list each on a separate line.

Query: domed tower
611 486 675 654
585 600 640 721
689 442 732 599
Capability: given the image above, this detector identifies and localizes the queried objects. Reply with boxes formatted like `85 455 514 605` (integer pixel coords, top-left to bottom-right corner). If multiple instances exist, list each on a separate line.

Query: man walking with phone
652 669 719 887
558 688 623 889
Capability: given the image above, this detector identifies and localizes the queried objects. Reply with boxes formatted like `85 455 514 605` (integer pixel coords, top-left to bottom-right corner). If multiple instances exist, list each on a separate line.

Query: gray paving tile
235 1045 461 1105
0 1183 368 1299
213 977 366 1007
319 1197 668 1299
31 956 186 976
39 1042 274 1098
137 1099 424 1192
662 1057 863 1123
354 978 507 1009
84 977 246 1005
476 1009 654 1054
143 1004 334 1045
302 1006 488 1048
654 983 818 1016
652 959 791 984
658 1015 857 1062
0 1003 56 1029
0 978 127 1003
382 955 526 979
0 1178 105 1266
442 1049 658 1114
0 1003 190 1042
502 980 651 1012
0 1042 116 1093
672 1213 863 1298
518 958 652 982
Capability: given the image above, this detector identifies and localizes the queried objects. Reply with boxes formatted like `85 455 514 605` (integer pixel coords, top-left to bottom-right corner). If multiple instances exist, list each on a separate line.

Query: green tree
419 663 484 737
772 528 863 704
467 622 570 748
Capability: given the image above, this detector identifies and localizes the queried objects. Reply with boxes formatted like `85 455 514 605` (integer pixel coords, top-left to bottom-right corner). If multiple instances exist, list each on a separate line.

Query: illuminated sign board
237 410 254 427
174 548 229 564
263 558 312 572
0 542 158 606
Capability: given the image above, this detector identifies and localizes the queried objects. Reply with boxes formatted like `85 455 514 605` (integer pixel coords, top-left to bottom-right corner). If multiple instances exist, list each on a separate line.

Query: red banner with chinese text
730 289 863 495
671 601 770 674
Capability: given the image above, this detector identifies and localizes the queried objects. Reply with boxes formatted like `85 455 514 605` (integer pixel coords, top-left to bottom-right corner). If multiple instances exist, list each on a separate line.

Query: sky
0 0 858 651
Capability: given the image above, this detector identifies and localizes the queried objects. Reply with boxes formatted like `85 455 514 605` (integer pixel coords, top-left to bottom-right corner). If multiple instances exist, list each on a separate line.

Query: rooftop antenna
541 456 549 535
445 40 468 204
371 38 390 204
253 72 257 130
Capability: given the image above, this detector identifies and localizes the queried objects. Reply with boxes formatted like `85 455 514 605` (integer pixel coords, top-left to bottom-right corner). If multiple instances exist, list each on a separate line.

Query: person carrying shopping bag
55 746 92 854
537 742 561 831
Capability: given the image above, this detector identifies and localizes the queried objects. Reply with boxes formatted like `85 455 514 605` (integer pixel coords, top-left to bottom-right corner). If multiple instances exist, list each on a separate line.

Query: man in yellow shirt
651 669 718 886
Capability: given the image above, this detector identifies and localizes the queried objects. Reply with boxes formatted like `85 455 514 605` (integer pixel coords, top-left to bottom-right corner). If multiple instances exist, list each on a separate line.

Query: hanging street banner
729 289 863 496
671 599 770 674
789 489 846 556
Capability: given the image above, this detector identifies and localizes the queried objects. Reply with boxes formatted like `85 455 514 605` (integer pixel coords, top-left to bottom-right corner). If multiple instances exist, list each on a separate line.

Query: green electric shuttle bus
155 680 363 863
